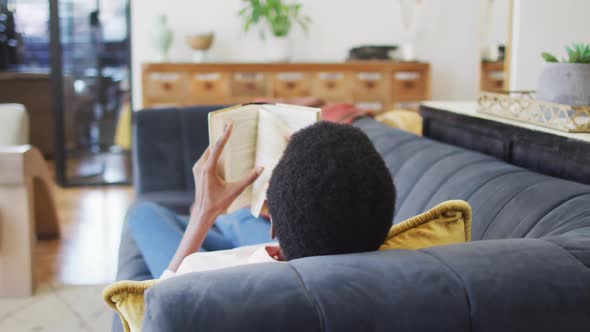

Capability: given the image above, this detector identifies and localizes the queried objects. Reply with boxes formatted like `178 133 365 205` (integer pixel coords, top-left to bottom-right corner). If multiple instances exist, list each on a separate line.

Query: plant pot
264 36 290 63
536 63 590 106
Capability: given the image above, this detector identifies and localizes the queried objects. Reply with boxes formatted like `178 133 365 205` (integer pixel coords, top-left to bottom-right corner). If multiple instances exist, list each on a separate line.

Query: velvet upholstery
114 108 590 332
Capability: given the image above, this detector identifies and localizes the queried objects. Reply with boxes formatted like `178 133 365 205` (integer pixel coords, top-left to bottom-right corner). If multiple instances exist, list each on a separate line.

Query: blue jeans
127 202 273 278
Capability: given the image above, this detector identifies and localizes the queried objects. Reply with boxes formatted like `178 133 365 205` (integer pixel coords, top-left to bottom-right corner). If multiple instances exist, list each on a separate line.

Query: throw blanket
253 97 372 124
252 97 421 133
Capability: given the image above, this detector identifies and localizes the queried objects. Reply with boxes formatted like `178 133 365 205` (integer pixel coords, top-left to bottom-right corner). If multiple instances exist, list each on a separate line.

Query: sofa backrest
356 118 590 242
132 105 228 195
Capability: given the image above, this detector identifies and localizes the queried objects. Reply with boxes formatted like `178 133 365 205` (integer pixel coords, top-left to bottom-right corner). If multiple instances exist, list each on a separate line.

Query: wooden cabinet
142 62 431 112
480 61 505 92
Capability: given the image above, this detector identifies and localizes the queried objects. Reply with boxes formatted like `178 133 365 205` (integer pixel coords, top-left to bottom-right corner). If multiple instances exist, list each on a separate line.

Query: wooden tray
477 91 590 133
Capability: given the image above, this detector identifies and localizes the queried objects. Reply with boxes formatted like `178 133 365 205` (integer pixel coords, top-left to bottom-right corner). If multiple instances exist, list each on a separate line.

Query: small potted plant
239 0 311 62
537 43 590 106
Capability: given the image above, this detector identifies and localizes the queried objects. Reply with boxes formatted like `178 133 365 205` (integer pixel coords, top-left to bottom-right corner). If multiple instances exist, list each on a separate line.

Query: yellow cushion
105 200 472 331
375 109 423 136
103 279 159 332
380 200 472 251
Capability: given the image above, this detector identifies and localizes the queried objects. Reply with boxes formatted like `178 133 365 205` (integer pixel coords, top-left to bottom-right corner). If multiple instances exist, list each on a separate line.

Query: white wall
481 0 509 47
510 0 590 90
131 0 504 109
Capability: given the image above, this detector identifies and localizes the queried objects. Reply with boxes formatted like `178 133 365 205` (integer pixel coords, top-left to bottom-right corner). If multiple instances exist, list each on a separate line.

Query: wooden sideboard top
143 61 430 72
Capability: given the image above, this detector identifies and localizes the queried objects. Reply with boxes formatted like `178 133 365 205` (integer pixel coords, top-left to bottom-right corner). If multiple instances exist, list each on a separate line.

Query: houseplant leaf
541 52 558 63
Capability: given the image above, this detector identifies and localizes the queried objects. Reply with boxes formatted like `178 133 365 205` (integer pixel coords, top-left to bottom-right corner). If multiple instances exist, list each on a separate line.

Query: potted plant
239 0 311 62
537 43 590 106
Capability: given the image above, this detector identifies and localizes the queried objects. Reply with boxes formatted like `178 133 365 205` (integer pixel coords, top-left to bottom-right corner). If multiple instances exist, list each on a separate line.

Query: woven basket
477 91 590 133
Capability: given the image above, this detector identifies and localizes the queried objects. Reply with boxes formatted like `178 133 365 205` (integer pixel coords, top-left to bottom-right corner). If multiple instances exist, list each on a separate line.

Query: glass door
50 0 131 185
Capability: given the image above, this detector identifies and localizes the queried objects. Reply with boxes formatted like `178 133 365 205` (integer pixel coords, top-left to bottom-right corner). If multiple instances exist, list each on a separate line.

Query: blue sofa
115 106 590 331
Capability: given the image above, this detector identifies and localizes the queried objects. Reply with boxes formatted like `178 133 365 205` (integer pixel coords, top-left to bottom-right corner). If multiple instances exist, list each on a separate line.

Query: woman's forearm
167 210 217 272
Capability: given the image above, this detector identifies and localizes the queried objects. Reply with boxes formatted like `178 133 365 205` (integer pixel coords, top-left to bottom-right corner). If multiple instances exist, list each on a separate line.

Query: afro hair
267 121 395 260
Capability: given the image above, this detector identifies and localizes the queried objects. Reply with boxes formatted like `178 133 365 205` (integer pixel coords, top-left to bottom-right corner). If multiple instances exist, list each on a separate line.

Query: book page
249 104 321 217
209 105 260 213
250 109 290 216
264 103 321 133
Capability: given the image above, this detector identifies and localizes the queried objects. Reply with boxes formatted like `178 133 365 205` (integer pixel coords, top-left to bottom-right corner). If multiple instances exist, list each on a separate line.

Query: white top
422 101 590 143
161 243 280 279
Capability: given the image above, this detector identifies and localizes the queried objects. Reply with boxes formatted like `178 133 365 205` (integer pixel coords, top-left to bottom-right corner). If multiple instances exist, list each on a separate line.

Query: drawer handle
365 81 376 89
203 82 214 90
403 81 415 89
286 82 297 90
245 82 256 90
162 82 172 91
326 81 336 89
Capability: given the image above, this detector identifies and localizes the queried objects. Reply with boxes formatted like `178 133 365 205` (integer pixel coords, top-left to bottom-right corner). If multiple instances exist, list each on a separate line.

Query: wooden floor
35 183 134 284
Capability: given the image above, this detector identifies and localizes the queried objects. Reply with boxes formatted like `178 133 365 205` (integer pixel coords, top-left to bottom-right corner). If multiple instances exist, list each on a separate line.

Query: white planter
537 63 590 106
399 43 417 61
265 36 290 62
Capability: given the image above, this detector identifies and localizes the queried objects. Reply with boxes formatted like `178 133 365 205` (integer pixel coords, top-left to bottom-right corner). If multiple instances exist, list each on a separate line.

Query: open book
208 103 321 217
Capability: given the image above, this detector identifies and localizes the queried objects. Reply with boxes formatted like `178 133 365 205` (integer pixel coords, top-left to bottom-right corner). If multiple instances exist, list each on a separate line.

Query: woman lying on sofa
127 121 396 279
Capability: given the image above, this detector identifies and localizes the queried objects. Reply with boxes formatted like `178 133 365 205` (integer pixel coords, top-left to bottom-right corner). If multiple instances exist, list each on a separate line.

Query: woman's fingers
192 146 211 174
232 166 264 195
283 133 291 143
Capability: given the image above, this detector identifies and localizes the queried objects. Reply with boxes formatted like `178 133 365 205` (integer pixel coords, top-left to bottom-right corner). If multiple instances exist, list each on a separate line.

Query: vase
399 43 416 62
264 35 290 62
536 63 590 106
152 15 174 62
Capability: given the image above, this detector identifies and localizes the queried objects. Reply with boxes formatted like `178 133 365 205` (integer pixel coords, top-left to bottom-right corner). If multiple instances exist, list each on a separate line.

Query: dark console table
420 101 590 185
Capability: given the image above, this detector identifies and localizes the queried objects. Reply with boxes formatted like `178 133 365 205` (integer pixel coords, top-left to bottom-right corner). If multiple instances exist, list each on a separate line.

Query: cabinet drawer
312 72 353 102
391 71 426 101
143 72 189 106
189 72 230 104
273 72 311 98
352 71 387 100
231 72 268 98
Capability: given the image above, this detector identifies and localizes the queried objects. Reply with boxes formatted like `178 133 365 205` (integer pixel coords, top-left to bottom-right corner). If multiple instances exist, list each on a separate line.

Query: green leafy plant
542 43 590 63
238 0 311 39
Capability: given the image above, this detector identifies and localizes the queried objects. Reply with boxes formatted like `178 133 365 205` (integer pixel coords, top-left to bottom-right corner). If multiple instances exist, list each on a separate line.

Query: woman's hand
168 122 263 273
191 122 264 224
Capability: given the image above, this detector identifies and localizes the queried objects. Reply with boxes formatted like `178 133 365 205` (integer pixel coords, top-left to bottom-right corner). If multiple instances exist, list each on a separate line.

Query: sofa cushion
104 279 158 332
380 200 471 250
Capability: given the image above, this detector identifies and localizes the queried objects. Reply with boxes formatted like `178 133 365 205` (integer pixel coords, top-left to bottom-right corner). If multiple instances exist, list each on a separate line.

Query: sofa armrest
0 145 60 296
141 238 590 332
417 238 590 332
